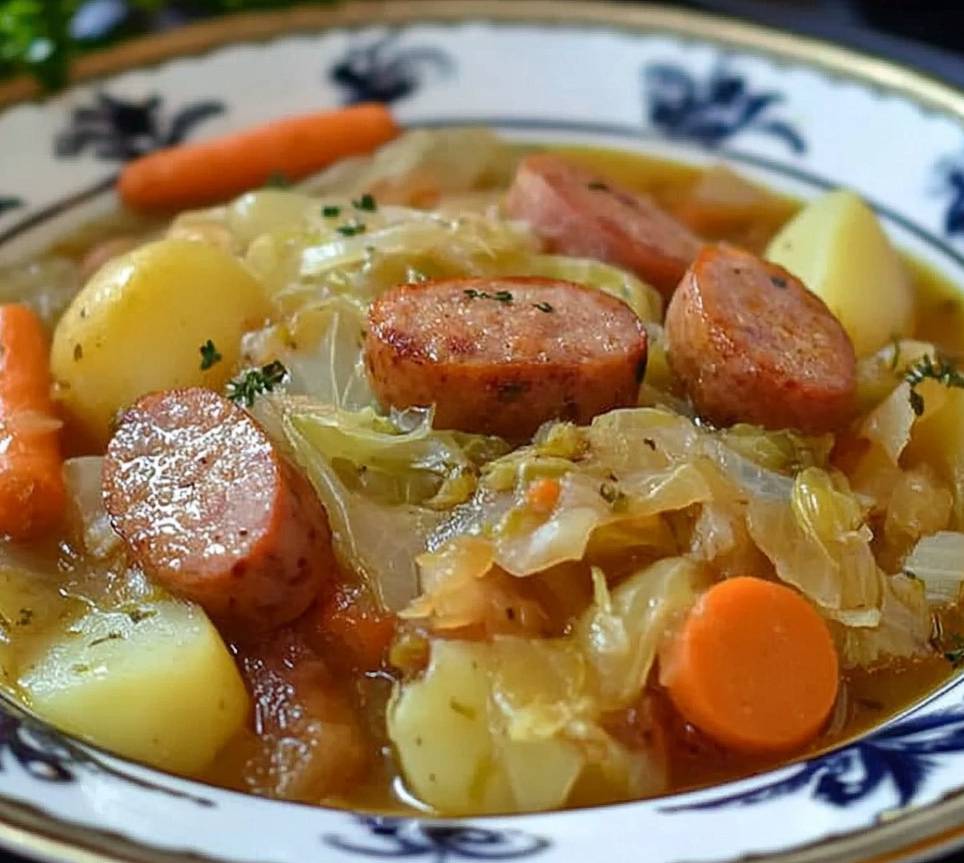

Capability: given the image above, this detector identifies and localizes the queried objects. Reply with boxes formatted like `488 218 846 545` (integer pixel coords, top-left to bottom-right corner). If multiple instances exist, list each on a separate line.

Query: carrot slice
309 584 397 673
525 477 561 514
662 576 839 753
0 305 65 538
118 102 399 211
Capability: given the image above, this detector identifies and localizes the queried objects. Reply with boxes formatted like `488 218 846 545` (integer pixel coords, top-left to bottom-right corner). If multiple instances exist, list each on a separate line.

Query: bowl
1 2 964 862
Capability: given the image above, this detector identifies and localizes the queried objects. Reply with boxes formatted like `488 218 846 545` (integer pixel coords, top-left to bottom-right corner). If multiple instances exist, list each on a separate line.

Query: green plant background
0 0 335 90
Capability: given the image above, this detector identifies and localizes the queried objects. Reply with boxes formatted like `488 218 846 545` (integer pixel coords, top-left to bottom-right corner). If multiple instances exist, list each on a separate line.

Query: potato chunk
51 239 269 449
766 190 914 356
19 599 249 775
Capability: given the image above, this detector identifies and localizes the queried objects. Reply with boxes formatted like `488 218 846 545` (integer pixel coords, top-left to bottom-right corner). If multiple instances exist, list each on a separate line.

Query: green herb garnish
352 193 377 212
89 632 123 647
264 171 291 189
599 482 629 512
532 301 554 313
945 634 964 667
888 336 903 372
464 288 513 304
904 354 964 416
322 205 342 218
227 360 288 407
199 339 222 371
336 220 366 237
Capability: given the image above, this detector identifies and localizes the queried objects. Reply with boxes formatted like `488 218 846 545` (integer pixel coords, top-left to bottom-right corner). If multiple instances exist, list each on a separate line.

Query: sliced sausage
665 244 856 432
365 277 647 439
505 153 702 298
103 387 336 633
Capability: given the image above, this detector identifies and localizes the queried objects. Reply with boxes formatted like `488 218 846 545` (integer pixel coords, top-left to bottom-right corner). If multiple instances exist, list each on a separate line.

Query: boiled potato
765 190 914 356
19 598 249 775
0 563 75 692
389 639 592 814
51 239 269 448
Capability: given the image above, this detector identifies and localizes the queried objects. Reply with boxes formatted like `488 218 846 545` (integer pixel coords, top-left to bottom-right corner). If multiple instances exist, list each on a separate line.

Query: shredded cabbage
904 531 964 606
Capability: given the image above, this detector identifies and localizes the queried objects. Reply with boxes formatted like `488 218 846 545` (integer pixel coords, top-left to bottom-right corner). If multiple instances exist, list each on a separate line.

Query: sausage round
505 153 702 298
103 387 336 633
665 244 856 433
365 277 647 439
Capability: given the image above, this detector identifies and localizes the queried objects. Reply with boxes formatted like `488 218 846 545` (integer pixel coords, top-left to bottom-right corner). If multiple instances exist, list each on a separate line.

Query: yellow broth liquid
18 144 964 813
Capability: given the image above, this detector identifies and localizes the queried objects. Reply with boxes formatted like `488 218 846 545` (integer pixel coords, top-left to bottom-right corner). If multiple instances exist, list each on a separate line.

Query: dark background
1 0 963 861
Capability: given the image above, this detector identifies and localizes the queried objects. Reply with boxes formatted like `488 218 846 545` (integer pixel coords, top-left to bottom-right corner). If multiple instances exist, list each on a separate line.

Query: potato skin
51 239 269 450
665 244 856 433
365 277 647 439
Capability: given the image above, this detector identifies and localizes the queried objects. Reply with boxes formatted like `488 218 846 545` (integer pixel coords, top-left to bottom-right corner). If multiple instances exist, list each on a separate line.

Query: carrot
0 305 65 539
309 584 397 673
525 477 560 514
118 102 399 211
661 576 839 754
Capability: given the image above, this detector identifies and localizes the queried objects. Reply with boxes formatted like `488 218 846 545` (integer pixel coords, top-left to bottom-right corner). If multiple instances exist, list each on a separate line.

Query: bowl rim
2 3 964 863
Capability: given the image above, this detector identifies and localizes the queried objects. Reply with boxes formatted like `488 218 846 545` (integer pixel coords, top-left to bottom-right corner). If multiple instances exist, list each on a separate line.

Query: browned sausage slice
505 153 702 298
665 244 856 432
103 388 335 633
365 277 647 439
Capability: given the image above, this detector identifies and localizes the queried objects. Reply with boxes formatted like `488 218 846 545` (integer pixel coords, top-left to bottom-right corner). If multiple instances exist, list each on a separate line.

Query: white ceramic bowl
2 3 964 862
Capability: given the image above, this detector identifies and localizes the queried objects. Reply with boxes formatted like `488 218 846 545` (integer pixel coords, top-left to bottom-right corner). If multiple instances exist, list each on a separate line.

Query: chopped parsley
903 354 964 416
944 634 964 668
352 193 378 212
599 482 629 512
89 632 123 647
769 275 788 289
263 172 291 189
464 288 514 304
532 301 554 313
888 336 903 371
227 360 289 407
322 205 342 218
336 220 366 237
199 339 222 371
123 607 157 624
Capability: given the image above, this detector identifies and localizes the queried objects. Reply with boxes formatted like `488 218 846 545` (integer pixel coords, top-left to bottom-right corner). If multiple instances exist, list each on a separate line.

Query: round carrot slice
662 576 839 754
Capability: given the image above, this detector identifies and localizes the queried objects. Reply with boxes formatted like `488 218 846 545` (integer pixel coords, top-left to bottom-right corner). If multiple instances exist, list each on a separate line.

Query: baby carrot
526 477 561 514
662 576 839 754
118 102 399 211
0 305 65 539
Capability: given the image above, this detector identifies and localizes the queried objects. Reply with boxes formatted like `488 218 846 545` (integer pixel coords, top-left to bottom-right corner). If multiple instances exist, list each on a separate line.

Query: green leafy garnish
464 288 513 304
322 205 341 218
263 171 291 189
336 220 366 237
89 632 123 647
227 360 288 407
599 482 628 512
904 354 964 416
944 634 964 667
199 339 222 371
532 301 554 313
352 193 377 212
